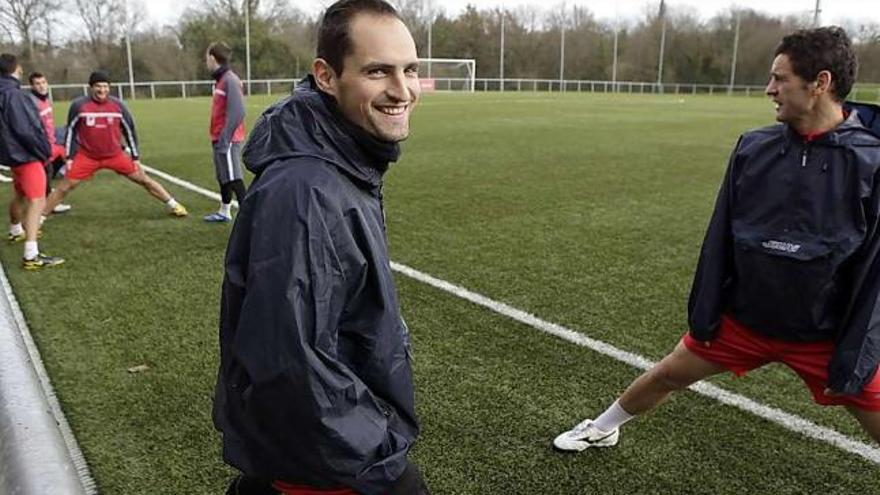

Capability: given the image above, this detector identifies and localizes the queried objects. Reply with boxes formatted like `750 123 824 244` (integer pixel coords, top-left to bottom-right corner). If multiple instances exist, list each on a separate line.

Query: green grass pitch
1 91 879 494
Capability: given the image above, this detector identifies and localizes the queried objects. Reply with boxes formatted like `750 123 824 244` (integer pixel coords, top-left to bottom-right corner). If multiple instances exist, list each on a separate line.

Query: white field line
144 164 880 466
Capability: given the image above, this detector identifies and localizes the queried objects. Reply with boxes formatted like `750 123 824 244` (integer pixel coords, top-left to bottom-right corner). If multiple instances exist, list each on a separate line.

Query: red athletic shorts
12 161 47 200
50 144 65 162
683 315 880 410
66 151 138 181
272 482 357 495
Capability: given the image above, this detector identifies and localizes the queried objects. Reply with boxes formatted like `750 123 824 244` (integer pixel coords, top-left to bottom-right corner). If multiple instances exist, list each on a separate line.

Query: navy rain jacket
0 75 49 166
688 110 880 395
213 77 418 494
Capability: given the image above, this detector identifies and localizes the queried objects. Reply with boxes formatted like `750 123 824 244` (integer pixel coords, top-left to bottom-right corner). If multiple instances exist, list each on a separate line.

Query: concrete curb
0 260 96 494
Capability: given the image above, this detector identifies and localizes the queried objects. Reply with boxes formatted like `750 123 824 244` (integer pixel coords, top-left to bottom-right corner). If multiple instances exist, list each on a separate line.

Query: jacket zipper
801 146 808 168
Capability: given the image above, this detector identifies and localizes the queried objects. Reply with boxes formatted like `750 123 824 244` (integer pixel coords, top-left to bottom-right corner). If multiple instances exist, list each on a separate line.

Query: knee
646 363 694 392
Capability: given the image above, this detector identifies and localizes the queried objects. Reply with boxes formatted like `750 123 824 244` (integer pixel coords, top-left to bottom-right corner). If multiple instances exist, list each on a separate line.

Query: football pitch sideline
1 92 879 494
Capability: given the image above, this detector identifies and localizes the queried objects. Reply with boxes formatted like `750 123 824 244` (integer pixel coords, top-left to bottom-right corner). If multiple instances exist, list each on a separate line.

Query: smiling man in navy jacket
555 27 880 452
213 1 429 494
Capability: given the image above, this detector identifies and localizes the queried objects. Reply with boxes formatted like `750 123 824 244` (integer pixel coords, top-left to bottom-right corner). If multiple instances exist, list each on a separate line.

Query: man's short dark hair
208 41 232 65
774 26 858 102
28 71 45 84
88 70 110 86
317 0 402 75
0 53 19 77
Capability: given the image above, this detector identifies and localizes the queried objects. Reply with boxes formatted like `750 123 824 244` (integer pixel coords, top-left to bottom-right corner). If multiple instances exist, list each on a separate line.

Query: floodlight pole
559 3 566 90
245 0 252 95
813 0 821 26
499 11 505 91
728 10 740 94
427 21 433 78
125 34 134 100
657 0 667 91
124 3 135 99
612 27 618 89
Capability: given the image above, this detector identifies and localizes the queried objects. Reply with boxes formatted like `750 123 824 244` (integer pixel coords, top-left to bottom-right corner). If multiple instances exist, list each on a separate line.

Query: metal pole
657 0 666 89
612 27 618 88
813 0 821 26
559 3 565 88
427 21 432 78
500 11 505 92
125 35 134 100
728 11 740 94
124 3 135 100
245 0 252 95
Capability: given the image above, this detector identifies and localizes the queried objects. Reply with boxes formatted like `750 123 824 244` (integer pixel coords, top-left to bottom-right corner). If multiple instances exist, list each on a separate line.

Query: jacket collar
782 110 863 148
212 65 230 81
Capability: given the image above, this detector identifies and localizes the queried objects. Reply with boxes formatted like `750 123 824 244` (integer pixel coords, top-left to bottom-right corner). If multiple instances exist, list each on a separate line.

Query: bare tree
74 0 125 67
0 0 62 56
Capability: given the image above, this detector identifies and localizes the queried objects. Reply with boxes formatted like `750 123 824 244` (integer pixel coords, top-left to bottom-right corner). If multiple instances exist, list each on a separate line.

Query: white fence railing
38 77 880 102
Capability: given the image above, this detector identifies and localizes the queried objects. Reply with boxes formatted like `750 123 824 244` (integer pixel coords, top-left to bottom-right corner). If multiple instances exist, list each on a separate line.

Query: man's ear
313 58 338 97
814 70 833 96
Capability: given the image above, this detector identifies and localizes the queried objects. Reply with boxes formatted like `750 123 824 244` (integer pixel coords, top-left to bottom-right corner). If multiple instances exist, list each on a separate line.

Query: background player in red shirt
204 41 246 223
42 71 188 218
27 71 71 214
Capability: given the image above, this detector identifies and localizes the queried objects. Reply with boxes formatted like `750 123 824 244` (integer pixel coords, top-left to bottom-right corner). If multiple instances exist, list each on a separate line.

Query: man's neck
792 101 845 136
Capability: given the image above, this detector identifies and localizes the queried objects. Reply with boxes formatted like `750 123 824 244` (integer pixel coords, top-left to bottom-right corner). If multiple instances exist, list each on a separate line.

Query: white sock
165 198 179 209
9 223 23 236
24 241 38 260
219 203 232 217
39 215 46 225
592 400 635 432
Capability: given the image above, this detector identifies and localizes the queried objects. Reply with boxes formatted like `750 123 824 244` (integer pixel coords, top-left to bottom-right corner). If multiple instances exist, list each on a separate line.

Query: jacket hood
242 76 400 190
845 101 880 137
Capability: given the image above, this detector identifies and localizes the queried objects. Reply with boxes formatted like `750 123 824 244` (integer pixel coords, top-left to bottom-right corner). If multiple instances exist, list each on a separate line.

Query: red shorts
272 482 357 495
50 144 66 162
683 316 880 411
66 151 138 181
12 161 47 200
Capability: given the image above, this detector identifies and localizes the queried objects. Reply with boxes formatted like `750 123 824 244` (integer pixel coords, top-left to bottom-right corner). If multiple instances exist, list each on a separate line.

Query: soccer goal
418 58 476 92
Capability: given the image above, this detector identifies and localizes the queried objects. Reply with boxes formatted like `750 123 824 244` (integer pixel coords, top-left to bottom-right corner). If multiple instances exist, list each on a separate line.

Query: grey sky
144 0 880 28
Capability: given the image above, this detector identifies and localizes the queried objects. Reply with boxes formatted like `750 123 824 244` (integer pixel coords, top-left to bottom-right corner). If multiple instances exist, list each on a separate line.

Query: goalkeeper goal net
418 58 476 92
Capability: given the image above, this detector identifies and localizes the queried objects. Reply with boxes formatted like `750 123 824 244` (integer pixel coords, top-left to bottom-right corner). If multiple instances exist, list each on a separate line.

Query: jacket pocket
731 231 842 334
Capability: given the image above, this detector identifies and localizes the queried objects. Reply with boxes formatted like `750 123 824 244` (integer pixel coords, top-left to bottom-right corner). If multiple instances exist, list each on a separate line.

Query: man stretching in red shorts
43 71 187 218
554 27 880 451
0 53 64 269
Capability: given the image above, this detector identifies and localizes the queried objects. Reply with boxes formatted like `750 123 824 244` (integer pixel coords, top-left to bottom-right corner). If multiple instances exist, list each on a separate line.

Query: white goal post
418 58 476 92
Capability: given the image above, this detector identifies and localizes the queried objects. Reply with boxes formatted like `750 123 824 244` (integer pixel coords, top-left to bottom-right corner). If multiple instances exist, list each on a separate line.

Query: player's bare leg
125 168 172 202
619 341 728 414
43 177 80 216
846 406 880 444
125 169 187 217
554 341 728 452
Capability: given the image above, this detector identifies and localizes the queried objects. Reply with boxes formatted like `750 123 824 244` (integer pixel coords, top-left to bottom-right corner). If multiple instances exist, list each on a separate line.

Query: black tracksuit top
688 106 880 395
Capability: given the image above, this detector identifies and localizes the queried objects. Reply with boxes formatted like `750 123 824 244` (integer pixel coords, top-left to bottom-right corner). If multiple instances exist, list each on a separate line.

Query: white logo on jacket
762 240 802 253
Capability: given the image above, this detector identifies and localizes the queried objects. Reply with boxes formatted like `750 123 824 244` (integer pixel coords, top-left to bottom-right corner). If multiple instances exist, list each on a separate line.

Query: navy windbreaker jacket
0 75 49 166
213 77 418 494
688 110 880 395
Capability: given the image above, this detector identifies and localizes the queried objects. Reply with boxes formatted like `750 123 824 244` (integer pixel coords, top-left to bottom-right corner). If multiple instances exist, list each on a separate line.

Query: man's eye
368 69 386 77
405 68 419 76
